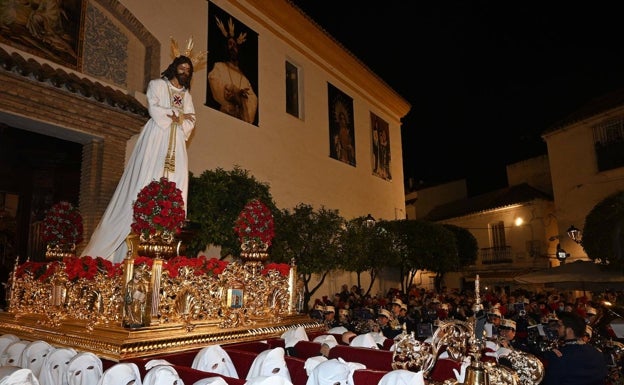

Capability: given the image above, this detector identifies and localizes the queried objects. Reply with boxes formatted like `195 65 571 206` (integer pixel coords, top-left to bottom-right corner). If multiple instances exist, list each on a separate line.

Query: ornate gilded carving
7 255 297 332
1 255 322 361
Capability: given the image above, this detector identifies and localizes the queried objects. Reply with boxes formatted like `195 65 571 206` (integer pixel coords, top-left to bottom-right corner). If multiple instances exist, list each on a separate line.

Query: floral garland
13 255 230 283
41 201 83 246
233 199 275 248
164 256 229 278
261 262 290 276
132 256 155 269
15 261 49 282
14 256 118 282
131 177 186 239
64 256 118 281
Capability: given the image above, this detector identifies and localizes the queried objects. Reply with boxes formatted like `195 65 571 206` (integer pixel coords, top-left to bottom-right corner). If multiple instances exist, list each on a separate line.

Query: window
285 61 302 118
593 118 624 171
490 221 506 248
526 239 541 258
482 221 512 263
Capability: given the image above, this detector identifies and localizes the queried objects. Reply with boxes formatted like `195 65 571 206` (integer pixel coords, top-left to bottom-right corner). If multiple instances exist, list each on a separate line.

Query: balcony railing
480 246 513 264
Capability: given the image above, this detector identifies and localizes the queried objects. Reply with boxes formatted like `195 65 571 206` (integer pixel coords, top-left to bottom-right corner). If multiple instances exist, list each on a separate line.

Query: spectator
377 309 401 339
484 307 501 338
322 306 340 329
338 284 350 303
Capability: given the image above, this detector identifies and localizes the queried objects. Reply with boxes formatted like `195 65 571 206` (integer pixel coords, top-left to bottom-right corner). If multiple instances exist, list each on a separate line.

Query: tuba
498 349 544 385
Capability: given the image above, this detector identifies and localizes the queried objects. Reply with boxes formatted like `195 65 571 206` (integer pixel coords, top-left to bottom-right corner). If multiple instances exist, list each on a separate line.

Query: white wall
118 0 410 304
120 0 408 222
544 106 624 260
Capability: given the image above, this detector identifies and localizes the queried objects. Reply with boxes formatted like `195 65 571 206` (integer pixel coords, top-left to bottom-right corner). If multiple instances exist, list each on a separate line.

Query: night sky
290 1 624 196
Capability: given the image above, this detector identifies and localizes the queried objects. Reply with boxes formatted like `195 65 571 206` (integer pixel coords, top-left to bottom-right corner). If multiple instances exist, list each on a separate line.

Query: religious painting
370 112 392 180
206 2 259 126
0 0 84 69
328 83 356 166
227 288 243 309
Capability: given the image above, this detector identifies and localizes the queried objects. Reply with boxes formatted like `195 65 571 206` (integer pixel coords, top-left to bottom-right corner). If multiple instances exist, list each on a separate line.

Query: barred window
490 221 506 248
593 118 624 171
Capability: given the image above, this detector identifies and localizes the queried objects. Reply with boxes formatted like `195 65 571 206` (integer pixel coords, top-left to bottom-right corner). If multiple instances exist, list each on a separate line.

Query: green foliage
271 204 344 274
443 224 478 269
339 217 396 294
382 219 458 291
183 166 467 301
583 190 624 268
270 203 345 309
185 166 277 257
339 217 376 273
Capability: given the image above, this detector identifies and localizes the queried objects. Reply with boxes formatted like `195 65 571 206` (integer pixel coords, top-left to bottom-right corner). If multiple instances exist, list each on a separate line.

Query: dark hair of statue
161 55 194 90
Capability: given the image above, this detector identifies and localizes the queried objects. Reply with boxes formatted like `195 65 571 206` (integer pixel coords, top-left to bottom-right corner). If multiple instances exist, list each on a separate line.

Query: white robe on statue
81 78 195 262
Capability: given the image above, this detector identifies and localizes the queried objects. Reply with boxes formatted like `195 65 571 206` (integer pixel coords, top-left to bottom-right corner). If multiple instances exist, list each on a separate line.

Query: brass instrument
425 274 543 385
499 349 544 385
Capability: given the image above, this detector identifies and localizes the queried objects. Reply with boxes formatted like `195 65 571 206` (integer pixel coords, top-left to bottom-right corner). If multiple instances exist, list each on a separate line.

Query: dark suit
542 342 608 385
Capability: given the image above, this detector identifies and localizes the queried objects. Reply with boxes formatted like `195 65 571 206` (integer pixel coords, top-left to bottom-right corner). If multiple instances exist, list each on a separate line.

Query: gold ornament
170 36 208 68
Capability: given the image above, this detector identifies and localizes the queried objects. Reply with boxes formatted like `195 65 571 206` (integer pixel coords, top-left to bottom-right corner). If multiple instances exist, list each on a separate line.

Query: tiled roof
423 183 553 222
0 46 149 118
546 87 624 133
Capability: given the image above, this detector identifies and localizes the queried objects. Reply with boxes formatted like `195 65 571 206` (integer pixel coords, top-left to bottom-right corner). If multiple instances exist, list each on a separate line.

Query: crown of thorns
215 16 247 45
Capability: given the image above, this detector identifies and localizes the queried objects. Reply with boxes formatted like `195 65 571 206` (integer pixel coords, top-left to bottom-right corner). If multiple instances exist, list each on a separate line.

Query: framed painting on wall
206 2 259 126
370 112 392 180
328 83 356 166
0 0 84 69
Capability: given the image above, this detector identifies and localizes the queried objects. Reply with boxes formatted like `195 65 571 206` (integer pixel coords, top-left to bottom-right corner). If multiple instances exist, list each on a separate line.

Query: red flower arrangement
164 256 229 278
14 256 119 282
261 262 290 276
64 256 118 281
41 201 83 246
132 256 154 268
131 177 186 239
233 199 275 249
15 261 49 281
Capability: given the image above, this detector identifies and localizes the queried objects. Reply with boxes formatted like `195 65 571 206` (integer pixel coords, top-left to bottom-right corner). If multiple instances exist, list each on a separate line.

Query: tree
582 190 624 269
418 221 458 291
185 166 277 257
339 217 396 296
382 220 424 292
384 219 458 292
442 224 478 269
270 204 344 311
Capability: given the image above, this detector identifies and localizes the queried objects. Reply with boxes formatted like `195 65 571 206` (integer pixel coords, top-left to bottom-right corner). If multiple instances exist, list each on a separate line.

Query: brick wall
0 69 147 255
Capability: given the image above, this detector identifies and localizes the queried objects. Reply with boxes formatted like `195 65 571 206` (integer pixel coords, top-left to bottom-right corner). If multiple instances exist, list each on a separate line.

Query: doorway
0 124 82 267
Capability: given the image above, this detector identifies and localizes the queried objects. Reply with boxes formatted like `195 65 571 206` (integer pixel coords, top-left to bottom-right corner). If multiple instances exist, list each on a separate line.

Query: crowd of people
309 283 624 385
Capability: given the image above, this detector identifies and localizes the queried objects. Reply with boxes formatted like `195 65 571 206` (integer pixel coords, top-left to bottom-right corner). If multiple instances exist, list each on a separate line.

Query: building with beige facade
0 0 410 269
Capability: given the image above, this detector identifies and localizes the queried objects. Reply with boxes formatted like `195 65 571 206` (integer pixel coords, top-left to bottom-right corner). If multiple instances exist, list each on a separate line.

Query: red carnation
131 177 185 239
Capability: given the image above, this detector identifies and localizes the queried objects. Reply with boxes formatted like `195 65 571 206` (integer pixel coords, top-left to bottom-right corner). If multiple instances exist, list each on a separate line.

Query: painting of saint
206 2 259 125
0 0 83 69
228 288 243 308
328 84 355 166
371 113 391 180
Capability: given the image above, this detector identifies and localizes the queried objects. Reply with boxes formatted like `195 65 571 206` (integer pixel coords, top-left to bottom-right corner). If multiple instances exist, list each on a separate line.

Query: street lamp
567 225 582 244
364 214 376 228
